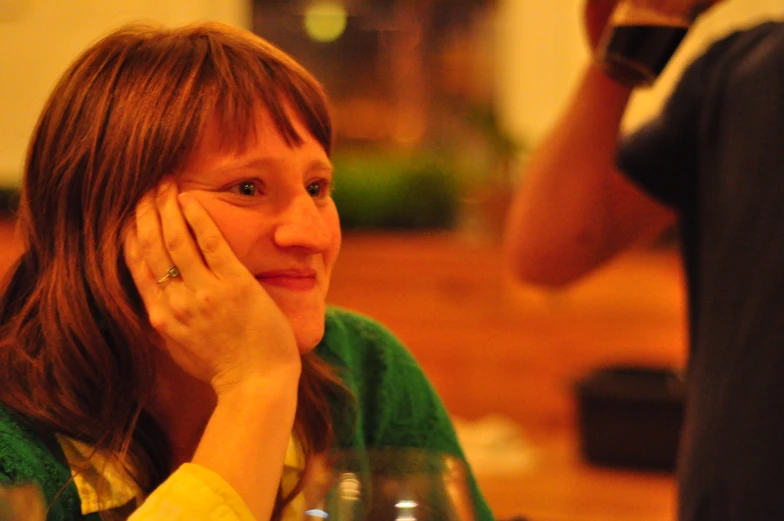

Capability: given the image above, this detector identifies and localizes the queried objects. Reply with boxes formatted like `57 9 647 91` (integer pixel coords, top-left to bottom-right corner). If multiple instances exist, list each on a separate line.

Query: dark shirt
618 21 784 521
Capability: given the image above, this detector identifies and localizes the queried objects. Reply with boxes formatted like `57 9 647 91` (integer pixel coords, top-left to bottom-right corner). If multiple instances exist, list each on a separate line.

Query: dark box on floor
574 364 686 472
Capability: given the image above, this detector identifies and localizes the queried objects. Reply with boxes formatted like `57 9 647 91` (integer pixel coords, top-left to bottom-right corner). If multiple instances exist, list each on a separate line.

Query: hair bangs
180 26 334 162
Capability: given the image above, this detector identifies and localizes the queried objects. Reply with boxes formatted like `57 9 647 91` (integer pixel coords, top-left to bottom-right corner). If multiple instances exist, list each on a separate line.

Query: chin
275 300 327 354
295 329 325 354
290 315 326 354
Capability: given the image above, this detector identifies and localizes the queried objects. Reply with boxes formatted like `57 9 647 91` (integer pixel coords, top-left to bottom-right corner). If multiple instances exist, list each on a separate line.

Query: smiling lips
256 269 317 290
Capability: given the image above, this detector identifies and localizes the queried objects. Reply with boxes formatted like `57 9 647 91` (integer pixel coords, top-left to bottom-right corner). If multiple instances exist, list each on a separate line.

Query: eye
306 179 332 199
234 180 259 197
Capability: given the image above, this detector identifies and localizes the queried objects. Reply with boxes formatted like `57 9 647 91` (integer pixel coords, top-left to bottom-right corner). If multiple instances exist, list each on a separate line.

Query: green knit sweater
0 307 494 520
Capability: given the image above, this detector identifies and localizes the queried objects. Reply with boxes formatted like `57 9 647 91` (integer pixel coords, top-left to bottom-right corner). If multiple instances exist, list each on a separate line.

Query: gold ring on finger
156 265 180 285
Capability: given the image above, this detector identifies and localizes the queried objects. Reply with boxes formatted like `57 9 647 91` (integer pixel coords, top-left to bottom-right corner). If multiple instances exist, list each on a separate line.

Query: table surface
326 231 685 521
475 432 676 521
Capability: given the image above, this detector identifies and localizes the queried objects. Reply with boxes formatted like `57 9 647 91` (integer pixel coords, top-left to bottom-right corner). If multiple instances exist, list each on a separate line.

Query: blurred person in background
504 0 784 520
0 22 492 521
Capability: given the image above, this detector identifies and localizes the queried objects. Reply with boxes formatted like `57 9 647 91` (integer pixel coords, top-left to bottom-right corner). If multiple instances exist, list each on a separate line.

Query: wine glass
0 483 45 521
302 447 477 521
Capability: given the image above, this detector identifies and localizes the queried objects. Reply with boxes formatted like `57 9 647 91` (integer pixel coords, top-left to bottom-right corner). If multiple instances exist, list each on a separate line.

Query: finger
124 225 192 339
123 223 162 310
156 178 212 288
135 190 179 287
177 192 239 279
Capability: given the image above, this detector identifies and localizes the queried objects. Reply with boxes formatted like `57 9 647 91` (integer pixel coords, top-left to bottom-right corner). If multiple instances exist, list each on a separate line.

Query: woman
0 21 493 521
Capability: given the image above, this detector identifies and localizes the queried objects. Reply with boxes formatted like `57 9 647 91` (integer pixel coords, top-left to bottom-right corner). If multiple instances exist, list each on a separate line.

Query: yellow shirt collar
56 434 305 517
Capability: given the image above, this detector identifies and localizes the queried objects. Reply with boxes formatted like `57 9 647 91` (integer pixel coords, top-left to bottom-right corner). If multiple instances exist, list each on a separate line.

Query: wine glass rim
324 447 467 475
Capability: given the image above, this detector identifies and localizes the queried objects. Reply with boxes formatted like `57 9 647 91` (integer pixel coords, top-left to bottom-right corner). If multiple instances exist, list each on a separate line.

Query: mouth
255 269 317 291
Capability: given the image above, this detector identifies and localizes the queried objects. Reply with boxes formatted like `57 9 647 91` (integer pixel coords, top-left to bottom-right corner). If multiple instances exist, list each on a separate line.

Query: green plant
331 151 459 230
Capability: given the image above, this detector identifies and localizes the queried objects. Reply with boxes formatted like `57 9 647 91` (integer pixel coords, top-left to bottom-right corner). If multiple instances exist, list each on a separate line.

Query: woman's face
177 108 341 353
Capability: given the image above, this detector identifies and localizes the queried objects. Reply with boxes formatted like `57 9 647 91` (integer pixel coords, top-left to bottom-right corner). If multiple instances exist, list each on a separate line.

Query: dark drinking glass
597 1 714 88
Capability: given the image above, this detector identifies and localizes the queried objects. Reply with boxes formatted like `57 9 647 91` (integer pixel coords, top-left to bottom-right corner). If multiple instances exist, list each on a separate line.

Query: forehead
182 107 330 178
198 104 289 154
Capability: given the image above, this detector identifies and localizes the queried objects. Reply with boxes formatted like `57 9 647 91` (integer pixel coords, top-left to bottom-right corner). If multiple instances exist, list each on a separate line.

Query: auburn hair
0 21 346 520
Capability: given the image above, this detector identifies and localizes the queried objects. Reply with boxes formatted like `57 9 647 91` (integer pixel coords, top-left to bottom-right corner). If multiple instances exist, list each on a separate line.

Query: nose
273 194 332 252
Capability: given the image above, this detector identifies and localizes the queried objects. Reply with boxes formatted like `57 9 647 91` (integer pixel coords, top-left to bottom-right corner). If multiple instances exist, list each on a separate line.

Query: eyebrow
214 157 333 175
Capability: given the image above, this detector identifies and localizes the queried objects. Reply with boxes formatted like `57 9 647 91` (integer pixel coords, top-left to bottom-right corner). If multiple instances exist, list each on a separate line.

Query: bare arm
503 63 675 288
192 378 297 519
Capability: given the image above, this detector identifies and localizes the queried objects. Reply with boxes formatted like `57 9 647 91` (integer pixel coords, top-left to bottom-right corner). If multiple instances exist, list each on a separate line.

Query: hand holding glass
597 0 720 87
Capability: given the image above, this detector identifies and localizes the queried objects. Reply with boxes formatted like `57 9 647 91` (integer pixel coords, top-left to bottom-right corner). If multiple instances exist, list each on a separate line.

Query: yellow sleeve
128 463 256 521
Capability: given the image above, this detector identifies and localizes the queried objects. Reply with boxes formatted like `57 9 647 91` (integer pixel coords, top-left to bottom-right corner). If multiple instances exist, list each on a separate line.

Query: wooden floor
0 222 688 521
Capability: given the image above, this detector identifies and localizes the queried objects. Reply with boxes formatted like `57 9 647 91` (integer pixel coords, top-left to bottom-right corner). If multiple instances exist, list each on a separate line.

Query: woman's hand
123 178 301 396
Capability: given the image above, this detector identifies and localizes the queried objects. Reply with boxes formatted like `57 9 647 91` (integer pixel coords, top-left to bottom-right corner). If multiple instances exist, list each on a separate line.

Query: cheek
190 196 265 261
324 204 342 272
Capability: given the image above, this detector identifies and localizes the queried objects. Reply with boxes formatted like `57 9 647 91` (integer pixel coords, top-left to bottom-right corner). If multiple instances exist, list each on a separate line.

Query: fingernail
178 192 191 206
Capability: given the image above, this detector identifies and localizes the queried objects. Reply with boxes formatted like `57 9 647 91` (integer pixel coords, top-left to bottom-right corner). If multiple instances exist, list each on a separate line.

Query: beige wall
4 0 784 188
494 0 784 157
0 0 251 186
